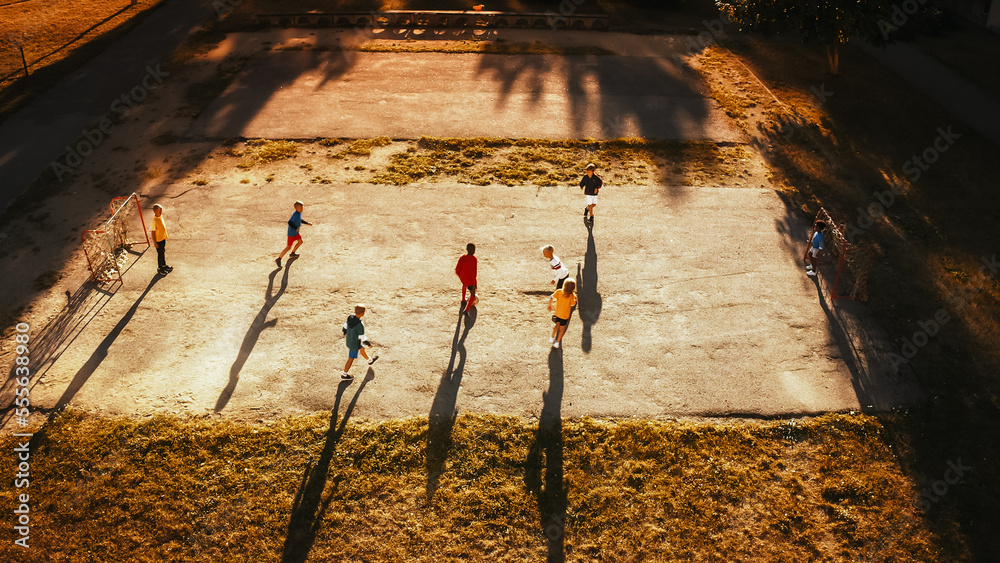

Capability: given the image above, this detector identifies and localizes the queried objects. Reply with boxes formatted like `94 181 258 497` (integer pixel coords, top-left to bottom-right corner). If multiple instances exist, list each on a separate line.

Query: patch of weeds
231 139 299 169
310 176 332 184
318 138 342 147
341 137 393 156
239 178 250 184
353 165 366 171
192 179 208 186
351 42 614 56
265 174 275 183
299 164 313 171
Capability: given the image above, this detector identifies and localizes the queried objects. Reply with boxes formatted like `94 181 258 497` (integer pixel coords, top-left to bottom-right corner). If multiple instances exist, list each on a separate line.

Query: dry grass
353 137 753 187
0 0 167 121
340 136 393 156
229 139 300 168
0 409 957 562
350 42 614 56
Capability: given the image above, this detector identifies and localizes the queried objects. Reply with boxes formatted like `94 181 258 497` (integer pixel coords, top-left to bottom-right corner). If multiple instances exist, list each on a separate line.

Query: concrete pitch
24 180 921 420
188 51 742 141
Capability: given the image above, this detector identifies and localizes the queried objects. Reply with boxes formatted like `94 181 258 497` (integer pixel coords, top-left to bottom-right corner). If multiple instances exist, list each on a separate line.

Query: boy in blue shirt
277 201 312 268
804 221 826 277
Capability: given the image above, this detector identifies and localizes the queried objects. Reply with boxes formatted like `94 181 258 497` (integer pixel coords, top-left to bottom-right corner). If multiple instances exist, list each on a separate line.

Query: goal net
82 193 150 284
812 207 873 301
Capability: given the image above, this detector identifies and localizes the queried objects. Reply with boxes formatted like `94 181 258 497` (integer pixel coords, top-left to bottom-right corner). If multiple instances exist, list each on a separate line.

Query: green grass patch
0 410 953 562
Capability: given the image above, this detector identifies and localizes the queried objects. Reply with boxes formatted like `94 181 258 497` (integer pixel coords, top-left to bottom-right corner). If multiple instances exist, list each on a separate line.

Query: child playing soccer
804 221 826 277
579 163 603 223
277 201 313 268
541 245 570 289
547 277 577 349
150 204 172 275
342 304 378 380
455 243 478 314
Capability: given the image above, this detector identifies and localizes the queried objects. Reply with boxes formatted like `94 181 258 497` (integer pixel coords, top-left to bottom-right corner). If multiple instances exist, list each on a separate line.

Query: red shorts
287 234 302 246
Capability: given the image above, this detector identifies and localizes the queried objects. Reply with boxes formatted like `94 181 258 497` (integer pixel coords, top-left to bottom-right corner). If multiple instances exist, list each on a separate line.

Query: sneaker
368 355 379 365
549 337 555 344
290 252 299 258
341 372 354 380
164 266 173 272
806 270 817 277
584 207 589 217
275 258 282 268
553 341 561 349
156 268 168 275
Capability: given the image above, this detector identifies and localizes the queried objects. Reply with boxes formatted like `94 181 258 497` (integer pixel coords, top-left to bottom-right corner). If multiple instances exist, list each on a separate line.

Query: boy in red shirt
455 243 478 314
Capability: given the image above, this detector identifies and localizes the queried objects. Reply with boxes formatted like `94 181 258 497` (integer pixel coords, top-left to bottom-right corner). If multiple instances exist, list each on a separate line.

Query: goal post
812 207 873 301
108 193 150 252
81 229 123 285
81 193 150 285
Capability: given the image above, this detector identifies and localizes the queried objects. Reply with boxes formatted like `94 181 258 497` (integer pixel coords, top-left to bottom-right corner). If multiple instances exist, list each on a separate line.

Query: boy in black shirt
580 163 603 223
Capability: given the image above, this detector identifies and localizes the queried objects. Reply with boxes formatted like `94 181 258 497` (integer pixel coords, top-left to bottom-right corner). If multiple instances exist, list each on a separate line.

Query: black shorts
552 315 570 326
556 276 566 290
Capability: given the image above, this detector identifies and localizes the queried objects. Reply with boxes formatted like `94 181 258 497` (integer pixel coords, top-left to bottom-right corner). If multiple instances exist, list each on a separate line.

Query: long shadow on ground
51 273 162 410
524 347 567 563
215 257 294 413
281 368 374 563
426 304 477 499
578 220 602 353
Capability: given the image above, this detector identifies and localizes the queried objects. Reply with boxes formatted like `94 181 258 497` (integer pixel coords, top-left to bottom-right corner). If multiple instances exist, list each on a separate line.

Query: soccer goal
81 193 150 284
812 207 873 301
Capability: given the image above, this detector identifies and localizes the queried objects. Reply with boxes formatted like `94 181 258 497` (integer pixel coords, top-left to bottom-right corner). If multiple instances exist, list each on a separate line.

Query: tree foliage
717 0 904 46
715 0 915 72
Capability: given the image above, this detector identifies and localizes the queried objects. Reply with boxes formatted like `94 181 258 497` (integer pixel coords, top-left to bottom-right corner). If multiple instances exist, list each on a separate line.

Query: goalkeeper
341 303 378 381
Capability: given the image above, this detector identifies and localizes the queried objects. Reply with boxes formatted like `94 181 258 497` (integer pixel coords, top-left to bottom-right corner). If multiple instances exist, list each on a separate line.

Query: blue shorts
348 349 359 359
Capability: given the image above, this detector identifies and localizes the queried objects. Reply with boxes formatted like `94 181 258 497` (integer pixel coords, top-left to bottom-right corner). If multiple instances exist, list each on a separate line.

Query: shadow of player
524 347 567 562
425 304 477 500
51 273 162 410
577 223 602 353
280 368 374 563
215 257 295 413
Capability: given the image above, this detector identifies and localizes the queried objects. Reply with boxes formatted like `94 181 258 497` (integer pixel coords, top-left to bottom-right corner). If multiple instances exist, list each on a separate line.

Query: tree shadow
524 347 567 563
474 51 713 142
214 257 295 413
51 273 161 410
425 304 477 499
577 222 602 353
280 368 374 563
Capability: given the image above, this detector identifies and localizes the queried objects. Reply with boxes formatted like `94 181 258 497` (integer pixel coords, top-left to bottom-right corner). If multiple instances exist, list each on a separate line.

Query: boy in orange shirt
150 204 172 275
455 243 478 314
547 277 577 349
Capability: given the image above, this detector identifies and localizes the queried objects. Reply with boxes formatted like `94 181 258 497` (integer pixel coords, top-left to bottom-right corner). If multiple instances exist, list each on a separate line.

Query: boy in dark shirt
579 163 603 223
342 304 378 380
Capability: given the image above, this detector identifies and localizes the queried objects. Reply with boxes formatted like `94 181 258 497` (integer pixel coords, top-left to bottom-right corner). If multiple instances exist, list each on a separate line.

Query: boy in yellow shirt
150 204 172 275
547 277 577 349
